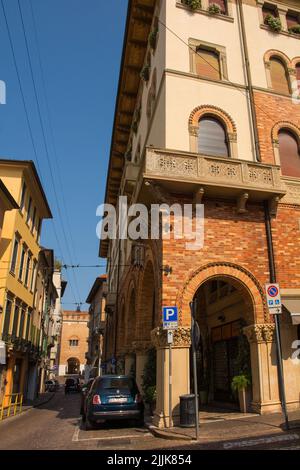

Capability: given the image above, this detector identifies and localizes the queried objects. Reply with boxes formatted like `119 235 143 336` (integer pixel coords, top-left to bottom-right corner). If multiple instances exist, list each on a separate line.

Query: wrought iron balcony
143 148 287 214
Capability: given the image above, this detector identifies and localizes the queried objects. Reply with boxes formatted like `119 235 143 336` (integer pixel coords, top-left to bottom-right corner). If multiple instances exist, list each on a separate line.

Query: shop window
198 116 229 157
269 57 290 94
278 129 300 178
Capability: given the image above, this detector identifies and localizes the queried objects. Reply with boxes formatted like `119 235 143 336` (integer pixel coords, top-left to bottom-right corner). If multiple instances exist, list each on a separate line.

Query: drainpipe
236 0 261 162
264 201 289 430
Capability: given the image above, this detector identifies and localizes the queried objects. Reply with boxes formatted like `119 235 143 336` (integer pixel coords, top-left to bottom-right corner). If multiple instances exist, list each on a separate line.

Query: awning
0 340 6 365
282 297 300 325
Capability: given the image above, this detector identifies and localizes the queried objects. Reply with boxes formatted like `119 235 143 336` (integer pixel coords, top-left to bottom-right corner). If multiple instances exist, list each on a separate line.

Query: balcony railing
144 148 286 211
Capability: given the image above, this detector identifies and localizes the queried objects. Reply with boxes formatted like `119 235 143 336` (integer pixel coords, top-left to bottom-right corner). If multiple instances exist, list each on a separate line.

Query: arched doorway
192 277 252 408
137 261 156 341
67 357 80 375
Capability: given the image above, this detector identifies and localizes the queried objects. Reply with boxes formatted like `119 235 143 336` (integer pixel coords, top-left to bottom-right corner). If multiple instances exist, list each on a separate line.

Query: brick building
100 0 300 428
58 310 89 377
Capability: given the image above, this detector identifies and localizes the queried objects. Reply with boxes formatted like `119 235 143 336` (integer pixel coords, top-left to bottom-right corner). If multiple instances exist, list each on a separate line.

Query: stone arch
188 105 238 157
176 262 267 326
66 357 80 375
125 284 137 350
136 259 156 343
291 56 300 69
264 50 291 68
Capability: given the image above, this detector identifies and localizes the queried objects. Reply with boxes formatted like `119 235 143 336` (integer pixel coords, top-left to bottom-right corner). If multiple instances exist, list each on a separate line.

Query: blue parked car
82 375 144 430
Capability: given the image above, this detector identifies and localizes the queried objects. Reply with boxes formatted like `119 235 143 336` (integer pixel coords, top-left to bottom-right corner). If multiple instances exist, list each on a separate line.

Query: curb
145 423 192 441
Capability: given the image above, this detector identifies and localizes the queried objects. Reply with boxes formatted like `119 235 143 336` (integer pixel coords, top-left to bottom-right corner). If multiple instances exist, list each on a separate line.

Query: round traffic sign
267 285 279 297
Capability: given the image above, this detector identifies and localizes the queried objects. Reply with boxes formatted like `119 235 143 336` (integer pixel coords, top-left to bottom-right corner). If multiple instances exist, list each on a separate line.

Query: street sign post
266 283 282 314
190 300 200 441
162 307 178 427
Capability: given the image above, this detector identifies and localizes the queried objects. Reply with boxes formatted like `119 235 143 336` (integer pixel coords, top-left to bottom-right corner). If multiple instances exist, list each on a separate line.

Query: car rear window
97 377 135 391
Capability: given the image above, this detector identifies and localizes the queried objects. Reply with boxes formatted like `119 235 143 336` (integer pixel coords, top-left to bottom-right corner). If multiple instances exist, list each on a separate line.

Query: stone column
151 327 191 428
244 323 281 414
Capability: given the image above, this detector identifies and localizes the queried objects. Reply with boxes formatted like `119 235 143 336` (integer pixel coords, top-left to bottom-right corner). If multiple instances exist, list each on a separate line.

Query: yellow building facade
0 159 52 403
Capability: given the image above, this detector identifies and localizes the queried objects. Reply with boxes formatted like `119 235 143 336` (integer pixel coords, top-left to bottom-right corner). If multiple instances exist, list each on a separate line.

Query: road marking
223 433 299 449
71 418 151 443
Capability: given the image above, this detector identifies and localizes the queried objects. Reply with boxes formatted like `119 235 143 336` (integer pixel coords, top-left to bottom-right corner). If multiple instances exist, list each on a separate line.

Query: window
11 304 20 338
30 260 37 292
195 48 221 80
286 11 300 29
24 252 32 287
10 237 19 274
20 182 26 211
31 207 36 233
37 218 41 241
269 57 290 95
18 246 26 281
262 3 278 22
19 308 26 338
2 298 13 336
69 339 79 347
278 129 300 178
25 311 31 341
198 117 229 157
208 0 227 15
26 197 32 224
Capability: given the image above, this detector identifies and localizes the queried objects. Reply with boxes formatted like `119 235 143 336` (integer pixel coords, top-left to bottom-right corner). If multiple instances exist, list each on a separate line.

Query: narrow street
0 389 300 451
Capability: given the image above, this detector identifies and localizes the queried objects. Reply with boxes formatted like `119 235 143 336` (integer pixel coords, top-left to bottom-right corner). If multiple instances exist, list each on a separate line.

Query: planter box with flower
140 64 150 82
149 27 158 51
182 0 202 11
289 25 300 35
208 3 221 15
264 14 282 32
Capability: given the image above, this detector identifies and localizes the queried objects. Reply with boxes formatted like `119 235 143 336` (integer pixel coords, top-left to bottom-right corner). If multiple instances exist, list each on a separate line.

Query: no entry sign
265 283 282 314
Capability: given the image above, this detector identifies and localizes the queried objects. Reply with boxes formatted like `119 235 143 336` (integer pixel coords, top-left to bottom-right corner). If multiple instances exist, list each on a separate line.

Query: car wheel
85 416 96 431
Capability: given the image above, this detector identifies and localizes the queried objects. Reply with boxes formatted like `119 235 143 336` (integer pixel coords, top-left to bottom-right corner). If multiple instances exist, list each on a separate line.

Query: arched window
269 57 290 95
278 129 300 177
198 117 229 157
195 48 220 80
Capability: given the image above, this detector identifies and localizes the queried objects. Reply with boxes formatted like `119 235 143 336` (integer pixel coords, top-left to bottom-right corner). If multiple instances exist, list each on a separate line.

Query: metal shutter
198 117 229 157
195 49 220 80
279 130 300 178
270 58 290 95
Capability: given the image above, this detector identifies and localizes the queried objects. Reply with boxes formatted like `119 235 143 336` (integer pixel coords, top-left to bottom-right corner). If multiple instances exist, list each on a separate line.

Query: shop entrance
191 278 252 409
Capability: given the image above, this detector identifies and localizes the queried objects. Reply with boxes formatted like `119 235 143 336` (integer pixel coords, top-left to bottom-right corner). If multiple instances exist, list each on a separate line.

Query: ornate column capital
151 326 191 349
243 324 275 344
132 340 151 353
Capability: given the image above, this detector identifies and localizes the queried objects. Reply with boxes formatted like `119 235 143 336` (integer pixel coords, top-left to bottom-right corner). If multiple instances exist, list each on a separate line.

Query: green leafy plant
264 14 282 32
140 64 150 82
141 348 156 402
182 0 202 11
149 27 158 50
289 25 300 35
208 3 221 15
231 374 251 393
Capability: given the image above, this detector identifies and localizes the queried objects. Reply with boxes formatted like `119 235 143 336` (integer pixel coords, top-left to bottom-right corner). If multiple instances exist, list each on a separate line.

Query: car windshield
98 377 134 390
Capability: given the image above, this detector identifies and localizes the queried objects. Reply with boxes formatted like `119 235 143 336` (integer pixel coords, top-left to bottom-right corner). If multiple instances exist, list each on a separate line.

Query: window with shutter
278 129 300 178
198 117 229 157
269 57 290 95
195 48 220 80
208 0 227 14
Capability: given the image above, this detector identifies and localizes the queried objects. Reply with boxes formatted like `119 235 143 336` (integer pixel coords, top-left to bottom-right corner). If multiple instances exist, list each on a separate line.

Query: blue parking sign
163 307 178 330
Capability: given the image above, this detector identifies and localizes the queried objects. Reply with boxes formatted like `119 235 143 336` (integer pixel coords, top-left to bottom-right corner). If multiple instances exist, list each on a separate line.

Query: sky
0 0 128 309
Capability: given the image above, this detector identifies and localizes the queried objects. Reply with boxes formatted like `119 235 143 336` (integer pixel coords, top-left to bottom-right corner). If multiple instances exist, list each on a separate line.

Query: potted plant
149 27 158 51
208 3 221 15
264 14 282 32
231 374 251 413
289 25 300 35
140 64 150 82
182 0 202 11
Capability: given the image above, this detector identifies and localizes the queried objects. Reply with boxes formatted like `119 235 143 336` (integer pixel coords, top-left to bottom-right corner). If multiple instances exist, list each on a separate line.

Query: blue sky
0 0 127 309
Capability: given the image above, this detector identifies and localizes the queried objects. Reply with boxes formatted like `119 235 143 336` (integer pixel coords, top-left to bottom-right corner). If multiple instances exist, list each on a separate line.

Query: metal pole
264 201 289 430
190 301 199 441
169 339 172 428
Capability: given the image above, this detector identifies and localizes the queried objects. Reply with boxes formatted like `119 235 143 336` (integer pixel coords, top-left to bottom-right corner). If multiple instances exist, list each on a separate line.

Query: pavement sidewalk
146 409 300 444
0 391 55 422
